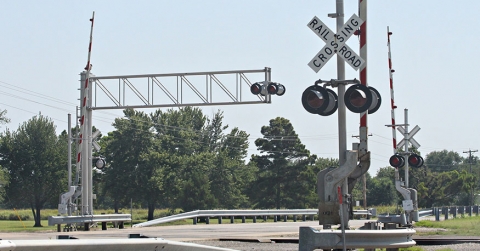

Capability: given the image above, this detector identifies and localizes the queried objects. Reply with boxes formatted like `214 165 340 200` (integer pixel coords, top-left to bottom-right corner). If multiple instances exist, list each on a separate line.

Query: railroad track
219 237 480 246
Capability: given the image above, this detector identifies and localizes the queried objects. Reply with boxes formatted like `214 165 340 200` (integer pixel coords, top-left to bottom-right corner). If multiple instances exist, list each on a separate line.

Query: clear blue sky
1 1 479 176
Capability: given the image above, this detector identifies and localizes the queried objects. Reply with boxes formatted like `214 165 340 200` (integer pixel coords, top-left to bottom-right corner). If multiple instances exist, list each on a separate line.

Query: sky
1 0 479 176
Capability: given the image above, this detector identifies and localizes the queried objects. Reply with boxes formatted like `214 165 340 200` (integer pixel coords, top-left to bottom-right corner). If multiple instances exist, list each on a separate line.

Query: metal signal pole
358 0 368 210
335 0 349 232
336 0 347 167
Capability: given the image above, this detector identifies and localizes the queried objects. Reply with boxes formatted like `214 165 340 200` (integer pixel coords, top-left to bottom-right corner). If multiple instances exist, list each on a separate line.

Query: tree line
0 107 477 226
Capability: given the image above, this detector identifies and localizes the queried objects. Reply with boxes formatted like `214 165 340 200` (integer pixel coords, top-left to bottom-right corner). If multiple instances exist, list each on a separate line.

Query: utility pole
463 149 478 206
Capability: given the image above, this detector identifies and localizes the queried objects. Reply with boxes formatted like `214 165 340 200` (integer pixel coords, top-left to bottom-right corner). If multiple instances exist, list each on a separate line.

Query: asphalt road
3 220 479 251
0 220 371 241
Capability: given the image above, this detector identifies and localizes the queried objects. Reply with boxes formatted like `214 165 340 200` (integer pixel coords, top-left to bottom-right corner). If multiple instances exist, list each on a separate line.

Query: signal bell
408 154 424 168
389 154 405 168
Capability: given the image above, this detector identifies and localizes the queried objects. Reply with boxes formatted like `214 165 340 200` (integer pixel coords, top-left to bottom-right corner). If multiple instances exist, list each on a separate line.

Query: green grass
0 220 57 232
415 215 480 236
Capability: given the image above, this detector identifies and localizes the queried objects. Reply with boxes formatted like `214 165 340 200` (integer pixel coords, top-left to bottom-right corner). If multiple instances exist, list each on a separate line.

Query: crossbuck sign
397 125 421 149
307 14 365 72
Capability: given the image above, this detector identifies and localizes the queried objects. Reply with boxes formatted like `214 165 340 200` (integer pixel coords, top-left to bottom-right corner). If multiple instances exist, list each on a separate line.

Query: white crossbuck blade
307 14 365 72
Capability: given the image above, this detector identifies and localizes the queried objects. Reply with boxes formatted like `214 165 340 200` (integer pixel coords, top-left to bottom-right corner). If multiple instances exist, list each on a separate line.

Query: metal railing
0 237 236 251
433 205 479 221
418 208 434 218
415 206 480 221
133 209 376 228
48 214 131 226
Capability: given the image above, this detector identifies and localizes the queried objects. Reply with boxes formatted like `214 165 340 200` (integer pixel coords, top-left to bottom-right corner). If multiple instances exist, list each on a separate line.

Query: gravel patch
417 243 480 251
190 240 480 251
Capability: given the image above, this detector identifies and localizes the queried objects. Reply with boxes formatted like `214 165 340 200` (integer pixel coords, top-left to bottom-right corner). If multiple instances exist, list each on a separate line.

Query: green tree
203 111 253 209
150 107 214 212
408 150 476 207
376 166 396 180
351 171 372 207
0 109 10 126
249 117 315 209
424 150 463 172
367 176 398 206
416 169 476 207
178 152 215 211
0 115 67 226
101 109 157 219
299 157 338 208
363 167 399 206
0 167 8 206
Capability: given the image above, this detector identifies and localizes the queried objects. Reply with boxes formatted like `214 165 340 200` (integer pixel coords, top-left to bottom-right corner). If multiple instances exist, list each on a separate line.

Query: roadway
0 220 371 241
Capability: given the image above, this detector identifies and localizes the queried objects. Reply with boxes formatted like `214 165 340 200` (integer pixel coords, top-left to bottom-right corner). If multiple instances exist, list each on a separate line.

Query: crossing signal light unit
301 84 381 116
389 154 424 168
251 82 286 96
389 154 405 168
93 157 106 169
301 85 338 116
408 154 424 168
267 82 286 96
344 85 382 114
250 83 264 95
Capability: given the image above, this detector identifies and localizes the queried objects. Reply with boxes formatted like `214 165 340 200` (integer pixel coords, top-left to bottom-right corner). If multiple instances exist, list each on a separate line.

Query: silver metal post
404 108 409 188
75 106 80 185
336 0 349 234
67 114 72 216
87 76 94 215
67 114 72 188
265 67 272 103
336 0 346 167
80 72 89 215
80 72 93 215
337 186 347 251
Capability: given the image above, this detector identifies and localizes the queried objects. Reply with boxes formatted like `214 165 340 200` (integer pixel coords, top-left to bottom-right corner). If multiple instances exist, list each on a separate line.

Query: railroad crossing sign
397 125 420 149
307 14 365 72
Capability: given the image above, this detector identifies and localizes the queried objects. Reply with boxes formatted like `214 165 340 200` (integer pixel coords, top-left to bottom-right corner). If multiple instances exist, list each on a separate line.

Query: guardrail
48 214 132 231
0 237 236 251
418 208 433 218
433 205 479 221
415 206 480 221
299 227 416 250
48 214 132 226
133 208 376 228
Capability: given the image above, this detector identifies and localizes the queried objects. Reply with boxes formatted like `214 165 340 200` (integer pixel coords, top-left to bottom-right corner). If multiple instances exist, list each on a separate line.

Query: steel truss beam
89 67 272 110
